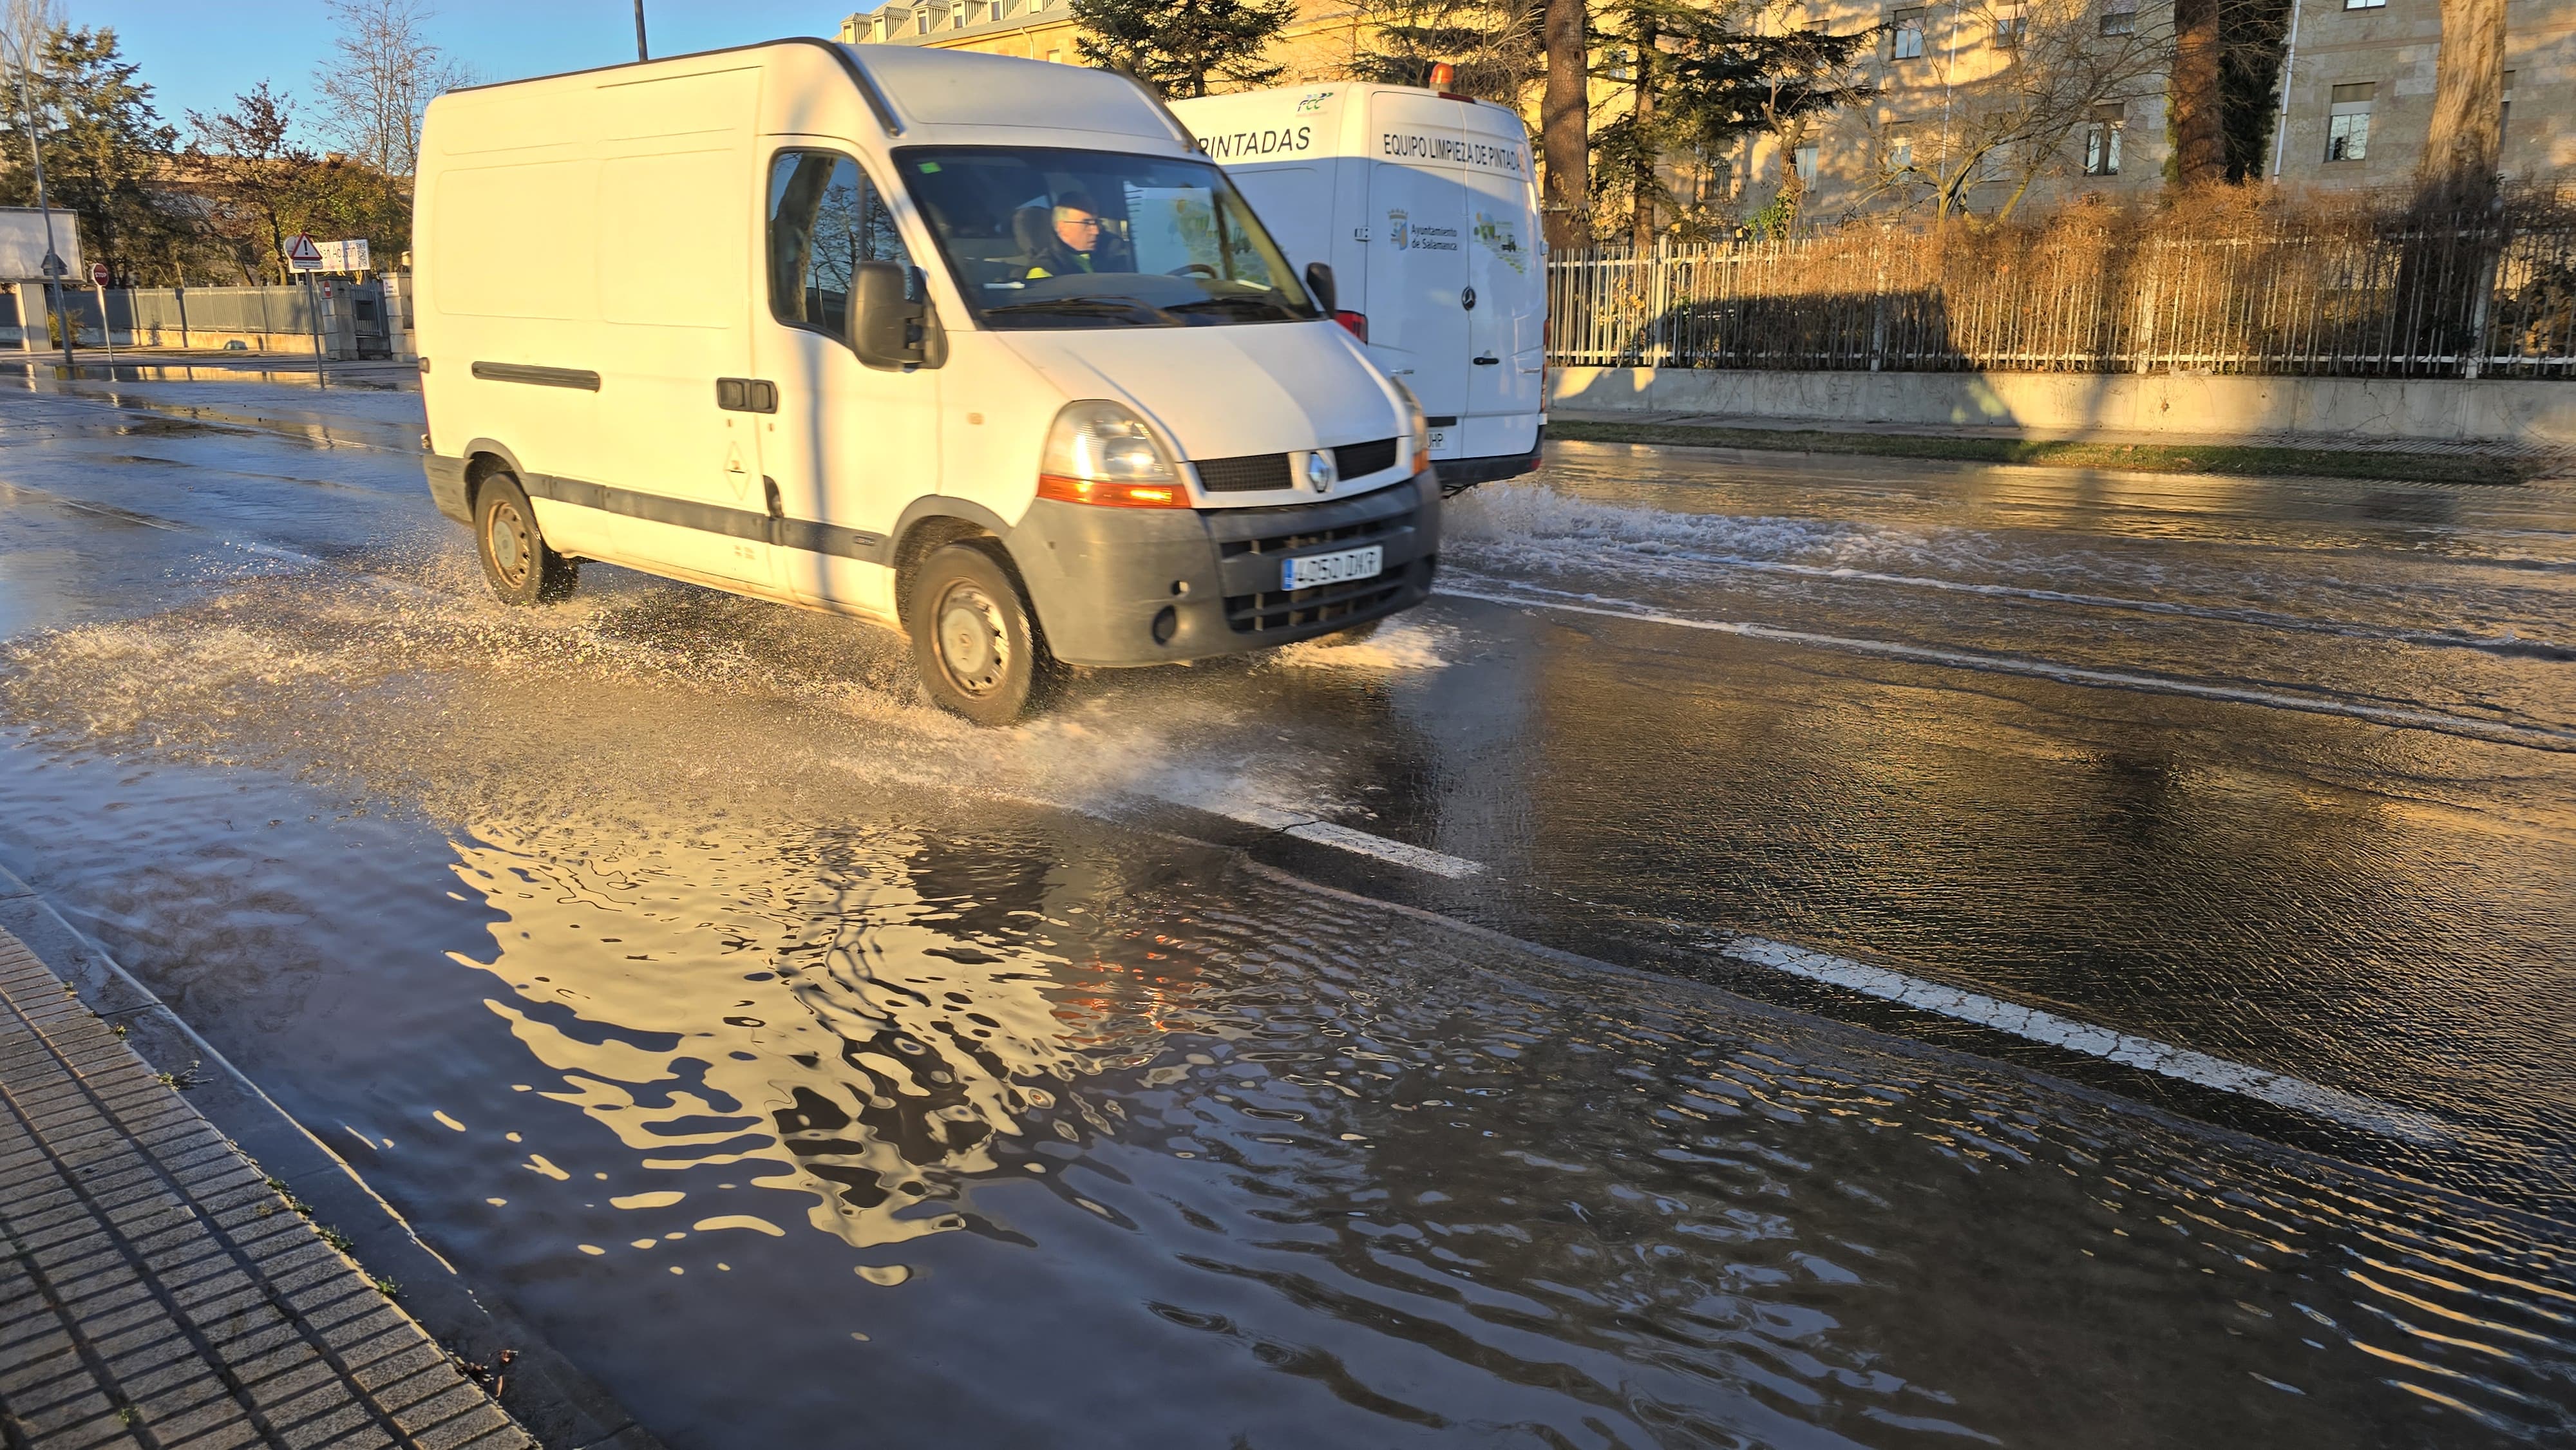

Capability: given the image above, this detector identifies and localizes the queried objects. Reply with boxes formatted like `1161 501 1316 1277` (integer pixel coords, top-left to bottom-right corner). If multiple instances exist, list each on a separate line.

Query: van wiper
980 296 1180 326
1165 294 1298 321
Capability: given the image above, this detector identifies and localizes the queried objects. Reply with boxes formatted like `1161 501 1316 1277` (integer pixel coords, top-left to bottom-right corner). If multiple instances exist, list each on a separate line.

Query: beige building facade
842 0 1367 83
2268 0 2572 189
846 0 2569 234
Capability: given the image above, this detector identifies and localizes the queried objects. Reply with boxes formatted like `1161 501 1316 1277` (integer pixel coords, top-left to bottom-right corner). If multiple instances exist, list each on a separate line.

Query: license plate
1283 545 1383 591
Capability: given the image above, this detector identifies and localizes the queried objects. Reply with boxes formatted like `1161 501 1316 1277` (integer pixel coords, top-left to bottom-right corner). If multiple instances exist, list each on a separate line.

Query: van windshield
896 146 1318 330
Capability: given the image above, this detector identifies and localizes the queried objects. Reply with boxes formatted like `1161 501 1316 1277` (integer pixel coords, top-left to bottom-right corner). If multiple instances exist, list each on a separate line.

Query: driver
1026 191 1131 279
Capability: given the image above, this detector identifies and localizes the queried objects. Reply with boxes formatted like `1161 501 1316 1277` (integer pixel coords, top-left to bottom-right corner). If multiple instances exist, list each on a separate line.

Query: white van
1170 82 1544 491
414 41 1438 724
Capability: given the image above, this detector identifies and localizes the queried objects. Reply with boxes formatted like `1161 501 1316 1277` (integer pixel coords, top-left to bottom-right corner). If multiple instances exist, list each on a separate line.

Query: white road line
1631 551 2570 658
1721 935 2448 1143
1438 583 2576 751
1150 790 1486 879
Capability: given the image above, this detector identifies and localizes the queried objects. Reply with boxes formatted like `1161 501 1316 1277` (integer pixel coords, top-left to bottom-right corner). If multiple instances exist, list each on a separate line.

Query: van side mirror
851 261 934 370
1304 261 1336 315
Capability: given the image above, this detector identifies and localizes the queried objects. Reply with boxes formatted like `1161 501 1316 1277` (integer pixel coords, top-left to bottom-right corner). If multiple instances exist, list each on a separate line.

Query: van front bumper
1007 474 1439 668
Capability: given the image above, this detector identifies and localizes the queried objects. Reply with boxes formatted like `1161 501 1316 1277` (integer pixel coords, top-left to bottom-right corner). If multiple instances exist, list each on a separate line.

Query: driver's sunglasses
1063 214 1104 230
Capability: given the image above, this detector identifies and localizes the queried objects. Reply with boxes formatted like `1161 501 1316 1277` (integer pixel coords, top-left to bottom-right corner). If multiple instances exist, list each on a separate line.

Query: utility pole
634 1 649 61
3 24 71 368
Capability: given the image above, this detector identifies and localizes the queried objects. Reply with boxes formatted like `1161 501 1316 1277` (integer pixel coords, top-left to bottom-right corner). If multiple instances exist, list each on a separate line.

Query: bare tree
312 0 471 178
1872 0 2168 222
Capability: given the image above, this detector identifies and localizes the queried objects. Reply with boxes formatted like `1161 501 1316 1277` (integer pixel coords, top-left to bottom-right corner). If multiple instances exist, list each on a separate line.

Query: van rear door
1363 92 1472 458
1461 122 1542 459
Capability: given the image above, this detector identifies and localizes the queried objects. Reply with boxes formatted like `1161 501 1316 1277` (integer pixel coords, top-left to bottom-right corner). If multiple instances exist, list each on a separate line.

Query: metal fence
126 285 319 338
1548 220 2576 379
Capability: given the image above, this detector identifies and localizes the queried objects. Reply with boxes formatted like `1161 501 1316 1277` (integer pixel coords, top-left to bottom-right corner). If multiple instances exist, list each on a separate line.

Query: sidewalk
1550 406 2575 462
0 923 527 1449
1546 409 2571 485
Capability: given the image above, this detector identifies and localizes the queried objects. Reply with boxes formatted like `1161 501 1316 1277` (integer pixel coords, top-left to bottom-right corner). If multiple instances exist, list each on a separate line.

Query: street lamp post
3 29 71 368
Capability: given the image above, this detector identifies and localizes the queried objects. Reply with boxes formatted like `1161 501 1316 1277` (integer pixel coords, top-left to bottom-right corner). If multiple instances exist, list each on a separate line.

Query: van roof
442 38 1190 153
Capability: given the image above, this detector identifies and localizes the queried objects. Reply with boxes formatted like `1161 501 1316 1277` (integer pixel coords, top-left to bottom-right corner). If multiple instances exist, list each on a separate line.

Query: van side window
767 150 913 337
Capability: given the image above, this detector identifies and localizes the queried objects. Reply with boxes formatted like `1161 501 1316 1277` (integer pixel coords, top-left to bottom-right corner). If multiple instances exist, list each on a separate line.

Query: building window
1794 143 1821 182
2500 70 2515 148
1692 159 1735 205
1892 8 1926 58
2326 82 2373 162
2083 104 2123 175
1885 127 1915 171
1994 5 2027 46
2099 0 2136 34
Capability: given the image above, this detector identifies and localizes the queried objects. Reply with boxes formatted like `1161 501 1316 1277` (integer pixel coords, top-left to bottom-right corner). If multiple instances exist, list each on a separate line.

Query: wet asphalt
0 366 2568 1448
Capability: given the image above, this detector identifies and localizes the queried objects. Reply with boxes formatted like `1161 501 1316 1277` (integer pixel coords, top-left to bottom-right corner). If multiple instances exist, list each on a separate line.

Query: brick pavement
0 927 532 1450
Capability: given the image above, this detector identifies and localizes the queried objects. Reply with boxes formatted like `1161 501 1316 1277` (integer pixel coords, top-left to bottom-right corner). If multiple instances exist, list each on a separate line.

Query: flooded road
0 373 2569 1447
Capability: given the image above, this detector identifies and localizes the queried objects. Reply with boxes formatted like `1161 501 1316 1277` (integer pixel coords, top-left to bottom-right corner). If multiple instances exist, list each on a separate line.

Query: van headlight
1394 381 1430 473
1036 400 1187 508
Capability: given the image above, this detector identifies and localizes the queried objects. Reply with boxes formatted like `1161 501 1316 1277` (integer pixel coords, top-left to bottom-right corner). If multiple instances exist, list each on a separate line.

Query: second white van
1172 81 1545 491
415 42 1439 724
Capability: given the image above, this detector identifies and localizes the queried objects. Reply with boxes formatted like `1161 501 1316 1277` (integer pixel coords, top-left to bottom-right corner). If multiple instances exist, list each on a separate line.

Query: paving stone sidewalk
0 925 531 1450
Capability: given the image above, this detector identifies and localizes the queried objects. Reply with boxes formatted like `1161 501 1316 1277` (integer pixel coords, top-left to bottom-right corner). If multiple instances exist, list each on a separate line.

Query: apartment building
2269 0 2570 188
1688 0 2179 225
846 0 2566 234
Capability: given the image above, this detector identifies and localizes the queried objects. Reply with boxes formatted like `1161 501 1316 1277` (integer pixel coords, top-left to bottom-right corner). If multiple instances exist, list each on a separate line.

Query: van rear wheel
475 474 577 606
908 542 1054 726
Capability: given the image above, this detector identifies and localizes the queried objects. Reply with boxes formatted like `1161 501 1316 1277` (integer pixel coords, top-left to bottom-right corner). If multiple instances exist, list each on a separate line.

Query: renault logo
1305 450 1336 494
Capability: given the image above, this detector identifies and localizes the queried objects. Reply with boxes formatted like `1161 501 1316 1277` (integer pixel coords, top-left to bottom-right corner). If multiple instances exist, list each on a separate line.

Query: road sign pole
90 265 115 375
305 272 327 388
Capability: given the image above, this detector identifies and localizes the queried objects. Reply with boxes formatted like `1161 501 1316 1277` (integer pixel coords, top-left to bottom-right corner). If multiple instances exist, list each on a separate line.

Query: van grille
1216 507 1409 560
1332 437 1399 480
1220 504 1419 634
1227 575 1410 634
1194 453 1290 493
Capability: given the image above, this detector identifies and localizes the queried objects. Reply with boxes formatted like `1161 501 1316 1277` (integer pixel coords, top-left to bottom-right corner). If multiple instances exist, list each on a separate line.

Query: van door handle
715 377 778 413
1472 355 1500 365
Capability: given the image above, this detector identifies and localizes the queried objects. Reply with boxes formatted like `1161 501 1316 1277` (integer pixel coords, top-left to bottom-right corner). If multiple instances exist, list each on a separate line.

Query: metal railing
1548 220 2576 379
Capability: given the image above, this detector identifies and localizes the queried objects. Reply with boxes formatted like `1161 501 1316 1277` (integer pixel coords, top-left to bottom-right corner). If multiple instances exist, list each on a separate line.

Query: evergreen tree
1586 1 1875 243
0 24 187 280
1349 0 1542 102
1072 0 1298 99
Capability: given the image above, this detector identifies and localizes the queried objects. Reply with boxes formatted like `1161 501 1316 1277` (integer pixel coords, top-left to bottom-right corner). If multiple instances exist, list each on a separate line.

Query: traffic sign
314 239 371 273
285 233 324 271
88 261 107 288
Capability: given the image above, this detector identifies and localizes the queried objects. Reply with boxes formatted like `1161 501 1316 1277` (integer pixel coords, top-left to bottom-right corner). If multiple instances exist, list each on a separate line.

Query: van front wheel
475 475 577 606
909 542 1054 726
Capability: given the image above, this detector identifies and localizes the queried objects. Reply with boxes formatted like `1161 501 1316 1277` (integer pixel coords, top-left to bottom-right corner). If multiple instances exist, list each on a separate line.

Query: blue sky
73 2 867 138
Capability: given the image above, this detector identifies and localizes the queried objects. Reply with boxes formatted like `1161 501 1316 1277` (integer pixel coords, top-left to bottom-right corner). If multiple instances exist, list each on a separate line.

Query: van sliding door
590 67 774 590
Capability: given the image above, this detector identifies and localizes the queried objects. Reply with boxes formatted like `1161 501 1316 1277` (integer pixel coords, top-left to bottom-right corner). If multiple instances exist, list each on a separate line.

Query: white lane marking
1438 583 2576 751
1627 550 2571 658
1151 789 1485 878
1279 819 1484 878
1721 935 2448 1143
